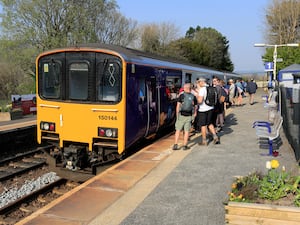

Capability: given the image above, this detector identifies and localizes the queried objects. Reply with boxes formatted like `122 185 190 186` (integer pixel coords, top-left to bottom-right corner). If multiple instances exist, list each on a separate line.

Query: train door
185 73 192 83
145 76 159 136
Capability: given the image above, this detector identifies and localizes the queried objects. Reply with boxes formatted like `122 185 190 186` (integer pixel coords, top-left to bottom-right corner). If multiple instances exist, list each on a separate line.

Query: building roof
279 64 300 72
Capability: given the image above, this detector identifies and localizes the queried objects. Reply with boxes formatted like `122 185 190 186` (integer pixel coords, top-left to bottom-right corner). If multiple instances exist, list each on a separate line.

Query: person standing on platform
173 83 197 151
247 78 258 105
228 79 236 106
196 78 220 146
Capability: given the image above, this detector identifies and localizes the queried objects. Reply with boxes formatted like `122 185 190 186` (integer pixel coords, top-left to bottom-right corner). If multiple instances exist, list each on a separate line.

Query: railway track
0 146 52 182
0 177 80 225
0 144 81 225
0 176 66 215
0 122 174 224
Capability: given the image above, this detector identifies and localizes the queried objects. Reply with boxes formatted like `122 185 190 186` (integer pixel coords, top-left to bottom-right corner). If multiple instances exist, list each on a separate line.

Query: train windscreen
40 60 62 99
97 59 121 102
38 52 122 104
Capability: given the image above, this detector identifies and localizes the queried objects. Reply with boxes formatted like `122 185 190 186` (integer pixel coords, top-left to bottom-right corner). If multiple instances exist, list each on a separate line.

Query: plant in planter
228 159 300 206
226 160 300 224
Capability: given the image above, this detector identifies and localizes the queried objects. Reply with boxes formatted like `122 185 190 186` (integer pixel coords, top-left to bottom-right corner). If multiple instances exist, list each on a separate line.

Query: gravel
0 172 60 208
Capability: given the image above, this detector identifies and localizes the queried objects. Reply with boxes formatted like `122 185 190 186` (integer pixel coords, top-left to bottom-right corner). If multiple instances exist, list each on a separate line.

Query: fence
279 86 300 161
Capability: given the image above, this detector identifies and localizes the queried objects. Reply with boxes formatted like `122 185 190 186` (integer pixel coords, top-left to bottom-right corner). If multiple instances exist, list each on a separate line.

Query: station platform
16 89 298 225
0 115 36 133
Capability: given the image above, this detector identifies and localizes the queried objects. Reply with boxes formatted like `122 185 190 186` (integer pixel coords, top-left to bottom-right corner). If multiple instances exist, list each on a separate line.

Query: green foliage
0 100 11 112
229 166 300 206
0 0 127 50
261 0 300 73
0 1 234 100
258 169 292 200
263 47 300 74
165 26 234 71
0 0 138 98
292 177 300 206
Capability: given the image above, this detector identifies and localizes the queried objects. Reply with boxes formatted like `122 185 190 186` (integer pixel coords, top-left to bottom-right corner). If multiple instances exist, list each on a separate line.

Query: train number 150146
98 115 118 120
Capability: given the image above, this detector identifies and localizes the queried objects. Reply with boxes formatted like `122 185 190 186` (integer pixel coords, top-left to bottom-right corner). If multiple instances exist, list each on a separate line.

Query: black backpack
205 86 218 106
220 86 229 103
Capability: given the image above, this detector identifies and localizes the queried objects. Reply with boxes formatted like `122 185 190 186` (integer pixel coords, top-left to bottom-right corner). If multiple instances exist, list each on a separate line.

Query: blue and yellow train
36 43 240 173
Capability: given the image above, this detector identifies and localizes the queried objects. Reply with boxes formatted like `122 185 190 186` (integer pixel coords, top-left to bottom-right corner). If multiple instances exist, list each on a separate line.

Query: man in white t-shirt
195 78 220 145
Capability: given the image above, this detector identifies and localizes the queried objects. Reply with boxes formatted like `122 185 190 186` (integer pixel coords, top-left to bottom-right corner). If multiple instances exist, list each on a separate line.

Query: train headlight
105 129 113 137
40 121 56 131
43 123 49 130
98 127 118 138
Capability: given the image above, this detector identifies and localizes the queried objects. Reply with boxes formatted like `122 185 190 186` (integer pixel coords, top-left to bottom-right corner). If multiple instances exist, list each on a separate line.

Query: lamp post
254 43 299 81
254 43 299 115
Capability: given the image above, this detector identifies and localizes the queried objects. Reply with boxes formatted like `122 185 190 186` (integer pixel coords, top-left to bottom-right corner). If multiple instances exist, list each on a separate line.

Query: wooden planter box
225 201 300 225
0 112 11 121
10 109 23 120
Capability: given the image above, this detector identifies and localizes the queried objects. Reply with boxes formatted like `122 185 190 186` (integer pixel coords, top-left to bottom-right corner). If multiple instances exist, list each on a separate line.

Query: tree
265 0 300 44
140 23 160 53
262 0 300 72
139 22 180 54
0 0 138 99
167 26 234 71
0 0 138 50
139 24 233 71
0 62 32 100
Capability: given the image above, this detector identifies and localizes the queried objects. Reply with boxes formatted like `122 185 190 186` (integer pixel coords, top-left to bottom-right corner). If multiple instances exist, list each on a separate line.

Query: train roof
40 43 240 78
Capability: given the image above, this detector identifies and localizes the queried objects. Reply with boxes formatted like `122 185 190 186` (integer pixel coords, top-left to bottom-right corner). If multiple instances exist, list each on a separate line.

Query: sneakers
213 137 220 144
198 141 208 146
172 144 190 150
182 145 190 150
172 144 179 150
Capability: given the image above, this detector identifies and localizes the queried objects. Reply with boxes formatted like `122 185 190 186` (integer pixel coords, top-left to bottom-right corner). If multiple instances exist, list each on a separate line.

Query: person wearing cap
247 78 257 105
228 79 236 106
195 78 220 145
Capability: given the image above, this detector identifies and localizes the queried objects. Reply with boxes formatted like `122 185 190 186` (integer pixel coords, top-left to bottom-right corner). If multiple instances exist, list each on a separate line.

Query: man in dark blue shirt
247 78 258 105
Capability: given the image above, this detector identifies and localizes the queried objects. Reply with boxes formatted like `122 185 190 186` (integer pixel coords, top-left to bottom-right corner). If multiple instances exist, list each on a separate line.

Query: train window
41 61 61 98
68 63 89 100
166 76 182 99
185 73 192 83
97 61 121 102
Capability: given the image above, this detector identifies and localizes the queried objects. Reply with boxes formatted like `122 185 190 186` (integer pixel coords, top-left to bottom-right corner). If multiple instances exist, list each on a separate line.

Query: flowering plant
228 160 300 206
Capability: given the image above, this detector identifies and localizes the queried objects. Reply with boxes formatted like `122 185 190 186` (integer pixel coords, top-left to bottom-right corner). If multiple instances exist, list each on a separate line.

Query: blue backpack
180 93 194 115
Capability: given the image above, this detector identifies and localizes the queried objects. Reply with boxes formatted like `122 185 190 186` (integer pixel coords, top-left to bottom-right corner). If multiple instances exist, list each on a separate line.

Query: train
36 43 240 174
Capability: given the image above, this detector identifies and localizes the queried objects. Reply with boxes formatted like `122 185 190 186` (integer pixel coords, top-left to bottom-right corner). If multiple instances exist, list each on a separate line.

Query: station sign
264 62 274 71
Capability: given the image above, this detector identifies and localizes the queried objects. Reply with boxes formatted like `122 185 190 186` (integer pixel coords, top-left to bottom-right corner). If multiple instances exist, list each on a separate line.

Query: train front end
36 47 125 173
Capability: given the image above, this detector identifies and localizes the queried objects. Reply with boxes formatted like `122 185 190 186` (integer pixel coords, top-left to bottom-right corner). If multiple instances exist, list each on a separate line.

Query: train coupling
63 145 89 170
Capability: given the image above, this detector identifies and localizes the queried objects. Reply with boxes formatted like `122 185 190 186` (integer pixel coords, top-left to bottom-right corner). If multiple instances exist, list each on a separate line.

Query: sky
116 0 271 74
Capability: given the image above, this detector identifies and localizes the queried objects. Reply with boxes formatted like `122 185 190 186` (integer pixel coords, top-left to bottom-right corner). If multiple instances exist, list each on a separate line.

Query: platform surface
16 90 298 225
0 115 36 132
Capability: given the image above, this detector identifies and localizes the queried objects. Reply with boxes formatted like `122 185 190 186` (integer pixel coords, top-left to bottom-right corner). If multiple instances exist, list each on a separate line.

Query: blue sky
116 0 270 74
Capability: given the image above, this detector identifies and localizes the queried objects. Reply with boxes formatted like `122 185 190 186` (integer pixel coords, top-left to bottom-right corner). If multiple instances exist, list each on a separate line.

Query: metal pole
273 45 277 81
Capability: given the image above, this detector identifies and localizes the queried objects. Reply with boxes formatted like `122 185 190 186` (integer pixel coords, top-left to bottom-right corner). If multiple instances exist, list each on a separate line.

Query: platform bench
252 112 283 156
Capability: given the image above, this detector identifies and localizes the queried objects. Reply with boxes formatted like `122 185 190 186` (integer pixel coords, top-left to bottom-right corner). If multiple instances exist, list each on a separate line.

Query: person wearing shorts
196 78 220 145
173 83 197 150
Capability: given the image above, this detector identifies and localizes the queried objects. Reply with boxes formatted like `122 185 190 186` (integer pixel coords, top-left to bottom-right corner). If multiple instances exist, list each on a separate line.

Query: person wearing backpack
212 77 227 132
173 83 197 150
196 77 220 145
246 78 258 105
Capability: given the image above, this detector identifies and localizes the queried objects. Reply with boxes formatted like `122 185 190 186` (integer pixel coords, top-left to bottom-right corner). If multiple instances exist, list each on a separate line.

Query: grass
0 99 12 112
